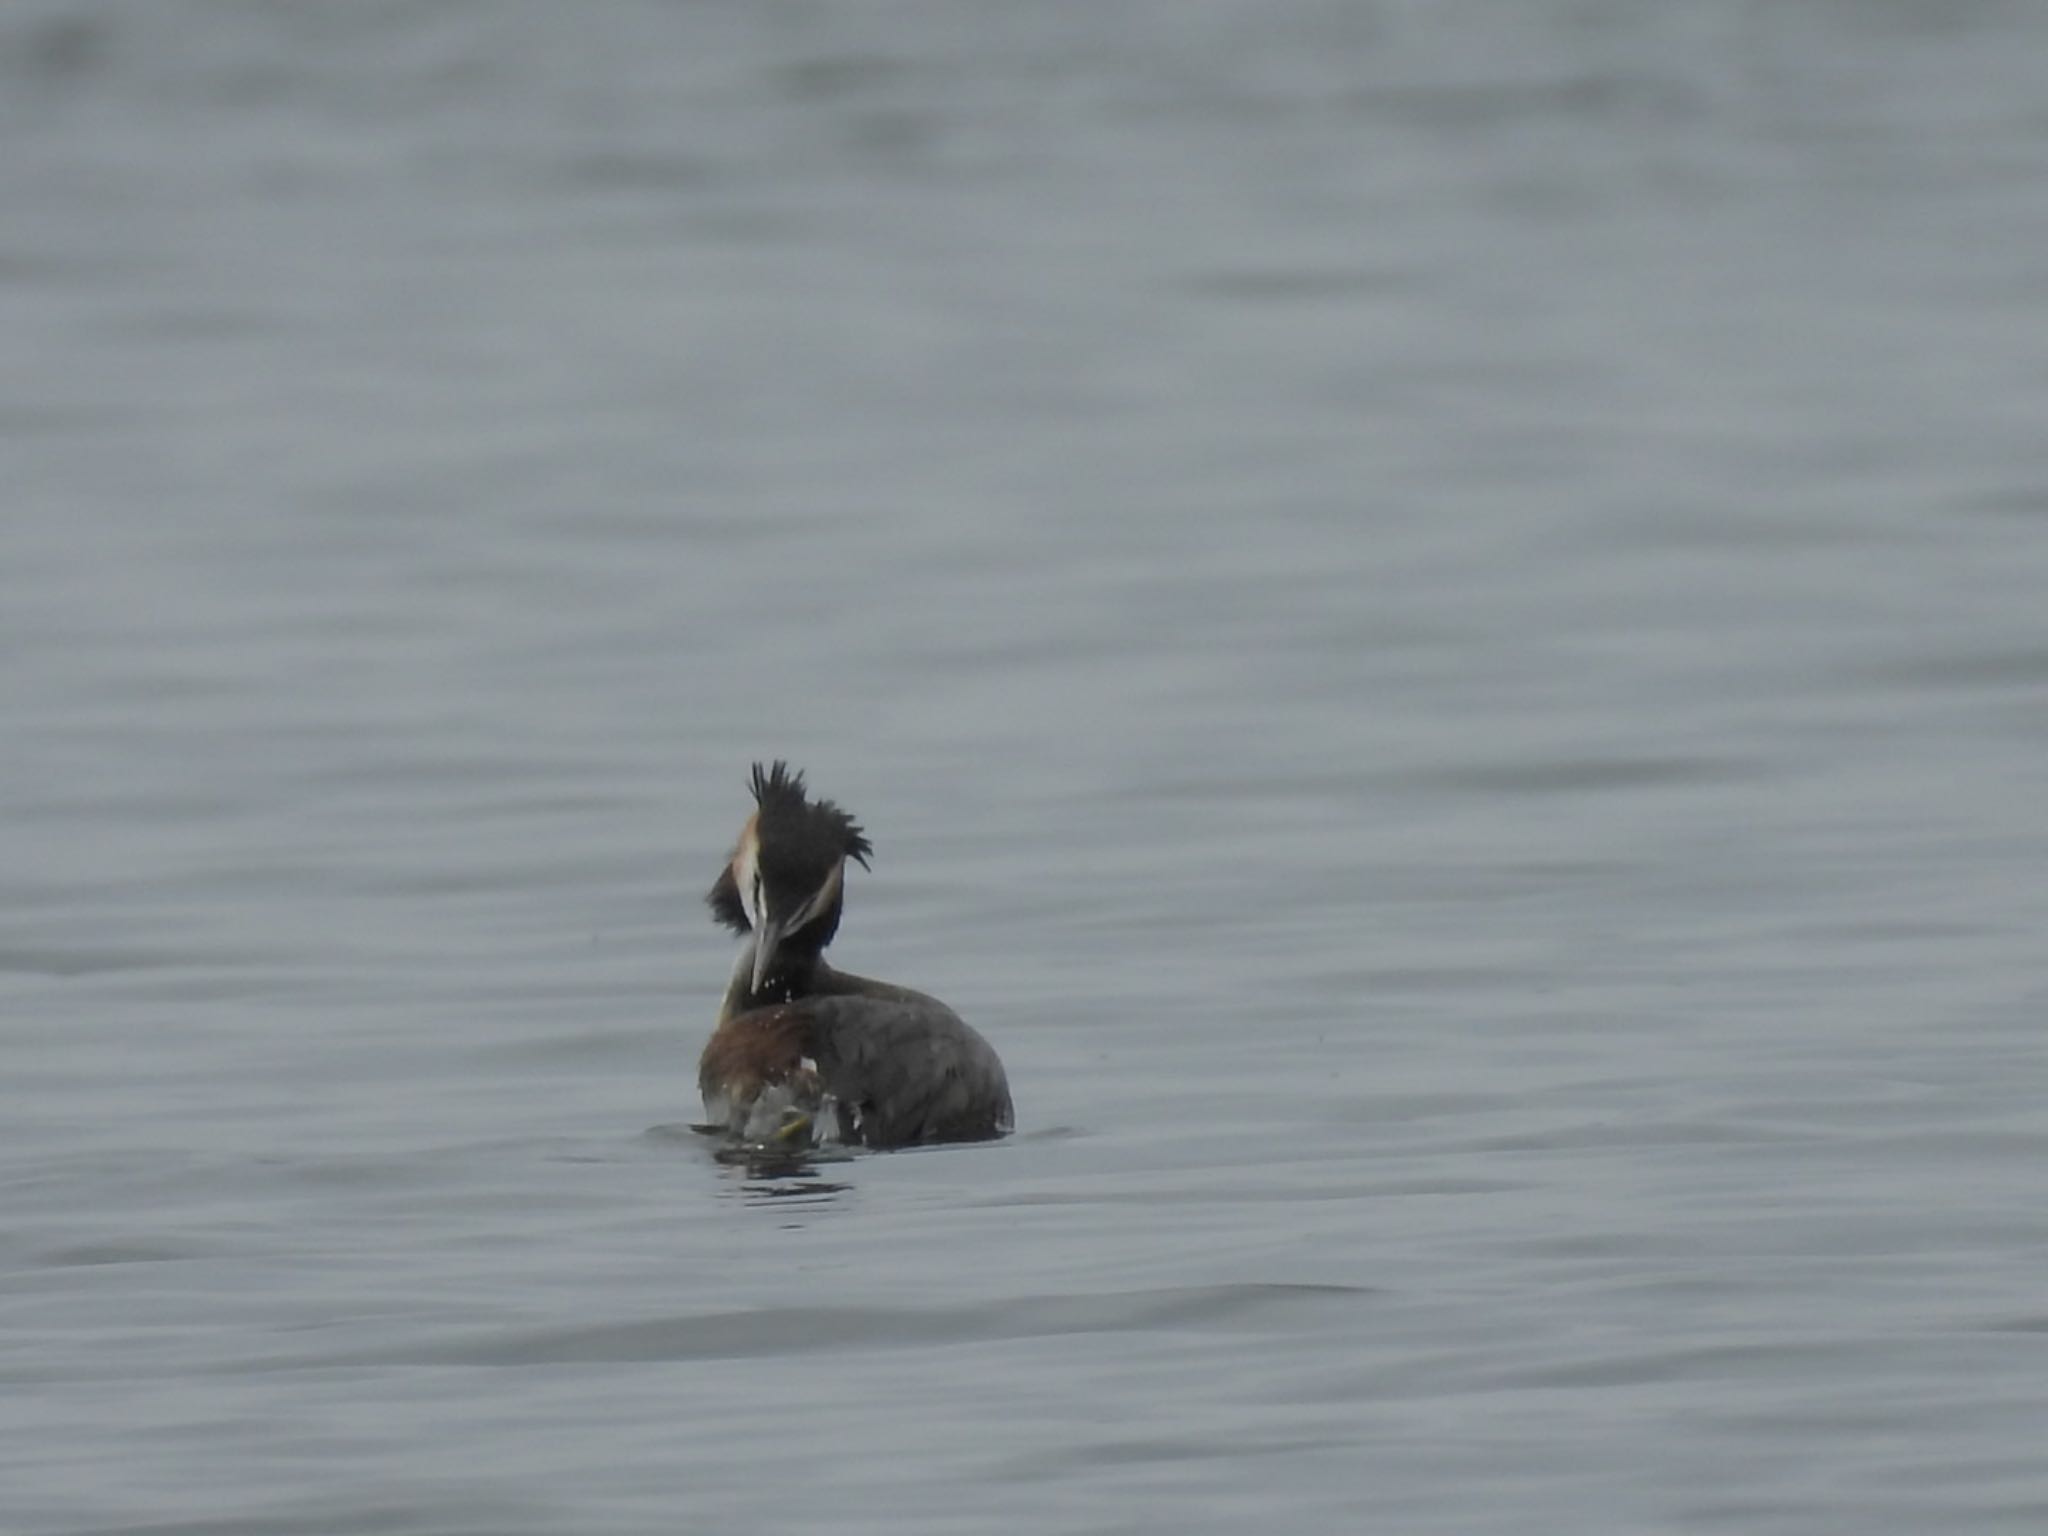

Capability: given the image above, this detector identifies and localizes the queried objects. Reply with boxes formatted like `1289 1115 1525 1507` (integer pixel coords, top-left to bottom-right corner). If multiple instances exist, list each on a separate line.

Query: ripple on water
299 1284 1376 1370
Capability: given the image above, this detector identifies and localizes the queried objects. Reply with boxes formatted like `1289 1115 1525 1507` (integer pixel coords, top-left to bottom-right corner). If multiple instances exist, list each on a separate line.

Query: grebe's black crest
706 761 871 938
750 761 871 872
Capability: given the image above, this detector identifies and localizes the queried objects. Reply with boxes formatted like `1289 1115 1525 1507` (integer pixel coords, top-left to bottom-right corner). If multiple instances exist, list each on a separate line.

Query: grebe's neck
718 945 836 1023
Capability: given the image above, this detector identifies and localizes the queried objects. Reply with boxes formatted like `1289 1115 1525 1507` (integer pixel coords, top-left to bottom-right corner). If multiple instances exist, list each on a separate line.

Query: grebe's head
707 761 871 991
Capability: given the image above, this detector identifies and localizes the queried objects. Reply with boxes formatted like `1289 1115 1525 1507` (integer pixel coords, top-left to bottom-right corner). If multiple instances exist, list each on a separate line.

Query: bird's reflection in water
704 1124 853 1206
642 1122 851 1204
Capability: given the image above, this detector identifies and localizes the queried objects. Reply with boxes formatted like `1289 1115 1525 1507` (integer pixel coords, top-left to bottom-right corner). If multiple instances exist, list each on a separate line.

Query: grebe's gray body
697 763 1012 1149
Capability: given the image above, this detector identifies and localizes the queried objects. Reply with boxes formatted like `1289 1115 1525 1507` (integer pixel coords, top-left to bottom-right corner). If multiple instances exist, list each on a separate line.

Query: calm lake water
5 3 2048 1532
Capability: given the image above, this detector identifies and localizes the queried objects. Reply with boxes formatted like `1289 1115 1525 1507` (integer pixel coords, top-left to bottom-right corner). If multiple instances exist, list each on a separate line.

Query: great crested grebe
698 762 1013 1149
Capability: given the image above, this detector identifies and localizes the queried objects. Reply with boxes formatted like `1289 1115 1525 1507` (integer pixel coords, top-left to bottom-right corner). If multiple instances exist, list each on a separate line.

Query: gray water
5 3 2048 1532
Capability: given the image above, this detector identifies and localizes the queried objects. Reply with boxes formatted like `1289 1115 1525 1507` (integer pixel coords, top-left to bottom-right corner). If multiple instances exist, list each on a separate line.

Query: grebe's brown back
697 762 1012 1149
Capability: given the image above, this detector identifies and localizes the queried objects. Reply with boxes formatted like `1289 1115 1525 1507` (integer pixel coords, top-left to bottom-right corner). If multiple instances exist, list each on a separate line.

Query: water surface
5 3 2048 1532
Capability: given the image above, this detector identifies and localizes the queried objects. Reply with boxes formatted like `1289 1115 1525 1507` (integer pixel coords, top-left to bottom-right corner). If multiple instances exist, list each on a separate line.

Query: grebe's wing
804 994 1014 1150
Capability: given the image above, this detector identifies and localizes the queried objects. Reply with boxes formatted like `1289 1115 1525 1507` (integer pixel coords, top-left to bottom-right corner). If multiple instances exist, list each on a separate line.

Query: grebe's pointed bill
746 857 845 991
749 915 786 992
